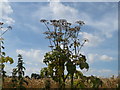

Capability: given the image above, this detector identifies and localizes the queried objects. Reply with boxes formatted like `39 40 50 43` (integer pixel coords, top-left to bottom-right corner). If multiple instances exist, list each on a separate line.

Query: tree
40 19 89 88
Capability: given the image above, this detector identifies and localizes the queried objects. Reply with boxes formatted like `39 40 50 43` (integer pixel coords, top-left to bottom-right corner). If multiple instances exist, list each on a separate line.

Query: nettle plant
40 19 91 88
11 54 28 88
11 68 17 88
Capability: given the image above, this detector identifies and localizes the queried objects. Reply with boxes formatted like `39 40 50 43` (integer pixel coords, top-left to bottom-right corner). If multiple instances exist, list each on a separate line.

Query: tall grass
3 77 119 88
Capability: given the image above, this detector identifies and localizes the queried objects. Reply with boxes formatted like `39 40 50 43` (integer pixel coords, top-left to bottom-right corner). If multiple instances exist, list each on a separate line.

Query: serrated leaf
79 62 89 70
23 66 26 70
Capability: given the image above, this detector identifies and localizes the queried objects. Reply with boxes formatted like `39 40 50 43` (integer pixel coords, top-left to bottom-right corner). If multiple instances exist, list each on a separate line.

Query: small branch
44 22 50 32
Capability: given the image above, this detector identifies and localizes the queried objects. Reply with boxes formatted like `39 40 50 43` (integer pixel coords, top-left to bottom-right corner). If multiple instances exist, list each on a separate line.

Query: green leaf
84 62 89 70
0 64 5 68
78 55 86 62
22 71 24 76
0 56 5 63
87 76 102 88
79 63 84 70
23 80 28 85
78 82 86 88
2 52 6 56
79 62 89 70
75 70 83 77
66 61 76 74
73 80 86 88
5 56 14 64
73 60 80 65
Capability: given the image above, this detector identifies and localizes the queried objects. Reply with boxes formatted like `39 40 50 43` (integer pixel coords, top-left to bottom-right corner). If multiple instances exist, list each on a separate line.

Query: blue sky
1 0 118 77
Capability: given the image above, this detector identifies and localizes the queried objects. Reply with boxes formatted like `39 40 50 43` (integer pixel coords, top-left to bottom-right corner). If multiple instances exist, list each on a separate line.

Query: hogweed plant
40 19 103 88
40 19 91 88
0 22 14 85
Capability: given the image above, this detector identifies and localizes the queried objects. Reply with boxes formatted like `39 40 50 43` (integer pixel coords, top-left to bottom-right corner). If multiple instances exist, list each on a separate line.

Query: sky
0 0 118 77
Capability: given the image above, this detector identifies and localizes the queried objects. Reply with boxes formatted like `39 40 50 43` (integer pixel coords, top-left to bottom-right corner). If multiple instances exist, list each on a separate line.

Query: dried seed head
43 31 50 34
7 26 12 29
0 22 4 25
69 28 75 31
75 26 80 31
84 38 89 42
40 19 47 23
50 20 58 23
49 45 54 48
76 20 85 25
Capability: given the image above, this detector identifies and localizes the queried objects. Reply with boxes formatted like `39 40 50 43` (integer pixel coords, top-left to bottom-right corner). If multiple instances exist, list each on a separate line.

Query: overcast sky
0 0 118 77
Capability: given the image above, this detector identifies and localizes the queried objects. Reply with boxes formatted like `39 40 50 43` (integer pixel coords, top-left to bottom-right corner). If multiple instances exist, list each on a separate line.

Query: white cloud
0 0 15 25
87 53 113 63
99 55 113 61
16 49 47 76
16 49 45 63
91 18 117 38
25 67 40 76
3 0 119 2
34 1 79 23
69 3 117 39
24 23 42 33
98 69 111 73
87 53 98 63
4 64 13 76
4 61 42 76
79 32 104 47
82 11 118 38
34 2 117 48
82 68 116 77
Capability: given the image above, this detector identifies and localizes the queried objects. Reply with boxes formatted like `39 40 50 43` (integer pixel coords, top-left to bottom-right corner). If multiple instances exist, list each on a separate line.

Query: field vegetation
3 76 119 88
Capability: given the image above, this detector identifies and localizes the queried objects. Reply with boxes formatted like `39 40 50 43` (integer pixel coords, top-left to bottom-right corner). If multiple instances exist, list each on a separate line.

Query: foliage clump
11 54 28 88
